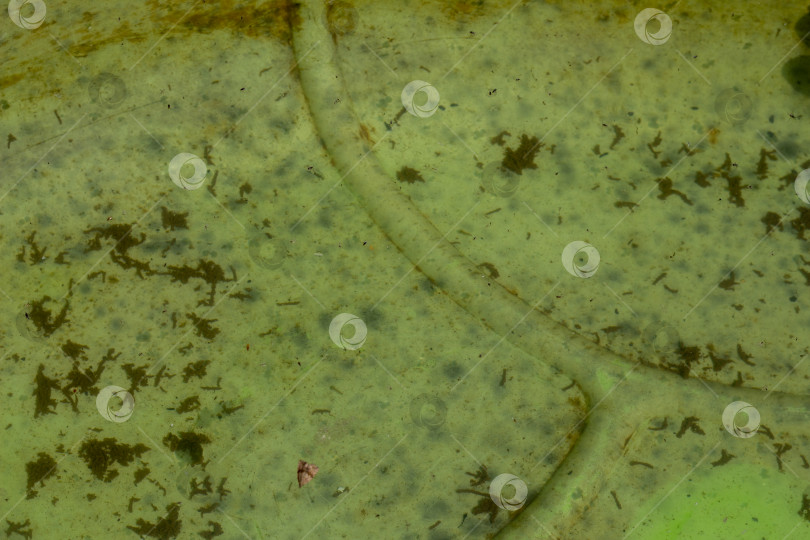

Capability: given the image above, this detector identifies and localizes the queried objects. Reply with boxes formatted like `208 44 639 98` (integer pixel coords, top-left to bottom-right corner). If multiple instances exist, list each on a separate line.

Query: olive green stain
783 8 810 95
795 6 810 47
782 56 810 96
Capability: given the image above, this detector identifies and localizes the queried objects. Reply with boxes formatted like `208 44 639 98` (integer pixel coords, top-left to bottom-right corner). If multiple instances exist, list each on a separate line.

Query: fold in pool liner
290 1 810 537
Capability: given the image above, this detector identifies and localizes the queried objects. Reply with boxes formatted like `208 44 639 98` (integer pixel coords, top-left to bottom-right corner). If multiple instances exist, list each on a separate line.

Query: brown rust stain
148 0 302 44
71 21 146 58
0 70 30 90
3 1 302 94
358 122 375 145
437 0 525 22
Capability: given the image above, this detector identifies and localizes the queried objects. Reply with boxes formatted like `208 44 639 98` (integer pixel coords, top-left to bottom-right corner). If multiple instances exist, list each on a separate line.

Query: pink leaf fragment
297 460 319 487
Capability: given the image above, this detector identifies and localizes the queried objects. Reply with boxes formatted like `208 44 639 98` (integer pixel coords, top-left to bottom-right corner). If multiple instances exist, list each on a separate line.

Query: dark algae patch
674 416 705 438
60 339 88 361
456 464 503 524
176 396 201 414
186 313 220 339
692 153 747 207
78 438 150 482
61 358 107 412
164 259 235 308
4 519 32 539
25 452 57 499
182 360 211 382
26 296 69 338
32 365 61 417
396 166 424 184
163 432 211 466
32 353 110 416
16 231 47 264
800 493 810 522
501 133 541 175
82 220 243 313
710 449 735 468
161 206 189 231
127 502 182 540
656 177 693 205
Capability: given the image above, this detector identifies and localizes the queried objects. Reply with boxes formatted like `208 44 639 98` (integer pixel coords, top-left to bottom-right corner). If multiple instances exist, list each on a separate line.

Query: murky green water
2 1 810 539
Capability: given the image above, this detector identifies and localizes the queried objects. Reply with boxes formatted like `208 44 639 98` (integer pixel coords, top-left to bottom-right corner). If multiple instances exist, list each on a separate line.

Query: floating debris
297 460 319 488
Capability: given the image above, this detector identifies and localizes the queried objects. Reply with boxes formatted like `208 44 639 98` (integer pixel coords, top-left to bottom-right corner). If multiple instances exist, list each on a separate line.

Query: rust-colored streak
0 70 29 90
71 21 146 57
358 122 375 146
150 0 302 44
2 1 303 95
